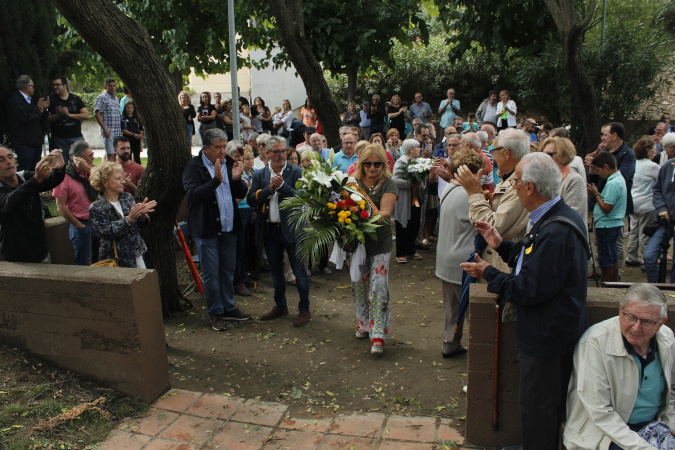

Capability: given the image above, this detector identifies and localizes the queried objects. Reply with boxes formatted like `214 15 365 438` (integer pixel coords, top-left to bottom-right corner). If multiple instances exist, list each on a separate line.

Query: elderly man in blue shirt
182 129 252 331
332 133 358 172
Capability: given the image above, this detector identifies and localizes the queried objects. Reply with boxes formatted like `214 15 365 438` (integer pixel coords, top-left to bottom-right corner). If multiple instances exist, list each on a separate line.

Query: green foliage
327 36 507 114
0 0 58 143
512 13 673 125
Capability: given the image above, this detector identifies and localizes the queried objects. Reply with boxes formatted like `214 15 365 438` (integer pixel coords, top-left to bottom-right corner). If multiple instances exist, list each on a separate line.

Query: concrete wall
0 262 169 403
465 284 675 448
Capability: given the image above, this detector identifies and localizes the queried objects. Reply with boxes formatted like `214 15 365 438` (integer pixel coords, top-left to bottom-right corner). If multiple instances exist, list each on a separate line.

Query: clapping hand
474 220 503 249
232 161 244 180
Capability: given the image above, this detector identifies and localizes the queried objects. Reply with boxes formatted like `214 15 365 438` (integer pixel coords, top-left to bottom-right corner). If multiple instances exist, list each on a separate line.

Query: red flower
336 201 345 209
345 198 355 207
359 210 370 219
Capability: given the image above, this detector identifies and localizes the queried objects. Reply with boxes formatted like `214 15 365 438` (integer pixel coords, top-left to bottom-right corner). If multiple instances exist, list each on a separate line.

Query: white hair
662 133 675 148
497 128 530 160
520 152 561 200
400 139 420 157
621 283 668 319
477 131 488 146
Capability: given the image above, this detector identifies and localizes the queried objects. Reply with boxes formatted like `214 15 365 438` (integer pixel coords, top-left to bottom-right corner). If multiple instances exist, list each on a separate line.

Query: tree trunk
270 0 342 147
51 0 192 316
543 0 600 155
167 66 185 96
346 65 358 104
560 26 602 155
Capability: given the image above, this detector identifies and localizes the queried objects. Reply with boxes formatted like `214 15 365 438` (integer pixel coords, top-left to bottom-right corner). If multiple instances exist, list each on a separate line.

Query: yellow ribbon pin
525 244 534 255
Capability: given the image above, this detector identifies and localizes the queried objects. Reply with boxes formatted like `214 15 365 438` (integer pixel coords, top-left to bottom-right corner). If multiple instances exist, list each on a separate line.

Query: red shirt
52 170 92 219
122 161 145 193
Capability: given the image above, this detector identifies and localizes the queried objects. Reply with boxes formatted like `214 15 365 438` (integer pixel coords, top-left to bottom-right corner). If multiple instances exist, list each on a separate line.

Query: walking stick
492 299 501 431
175 221 204 296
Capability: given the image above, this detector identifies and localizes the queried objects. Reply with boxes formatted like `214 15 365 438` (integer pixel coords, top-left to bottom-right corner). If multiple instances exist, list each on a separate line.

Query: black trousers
395 205 421 257
518 350 573 450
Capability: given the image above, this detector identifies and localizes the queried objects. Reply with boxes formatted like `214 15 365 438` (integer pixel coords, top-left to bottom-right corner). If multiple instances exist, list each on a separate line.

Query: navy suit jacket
247 163 303 242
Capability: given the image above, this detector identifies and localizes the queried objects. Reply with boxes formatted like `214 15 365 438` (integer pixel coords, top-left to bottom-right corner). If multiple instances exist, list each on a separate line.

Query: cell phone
45 155 57 167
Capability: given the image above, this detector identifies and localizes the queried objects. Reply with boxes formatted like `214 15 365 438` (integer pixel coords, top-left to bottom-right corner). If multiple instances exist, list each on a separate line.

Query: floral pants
351 253 391 341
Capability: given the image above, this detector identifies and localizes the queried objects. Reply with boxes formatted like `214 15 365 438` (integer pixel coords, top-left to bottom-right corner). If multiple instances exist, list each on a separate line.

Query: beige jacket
564 317 675 450
468 177 528 320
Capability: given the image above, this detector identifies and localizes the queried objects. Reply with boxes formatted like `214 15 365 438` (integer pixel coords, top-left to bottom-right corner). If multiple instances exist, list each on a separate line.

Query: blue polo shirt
332 151 358 172
594 171 626 228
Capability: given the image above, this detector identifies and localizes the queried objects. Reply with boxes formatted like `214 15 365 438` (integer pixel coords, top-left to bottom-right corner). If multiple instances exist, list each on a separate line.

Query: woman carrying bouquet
392 139 423 263
352 144 398 355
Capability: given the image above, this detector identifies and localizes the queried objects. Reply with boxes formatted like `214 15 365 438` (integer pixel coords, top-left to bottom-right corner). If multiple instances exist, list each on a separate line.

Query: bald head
310 133 324 152
461 133 481 151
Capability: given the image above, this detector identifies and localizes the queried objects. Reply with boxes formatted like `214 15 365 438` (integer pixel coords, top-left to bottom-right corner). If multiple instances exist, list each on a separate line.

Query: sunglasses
269 149 285 155
362 161 384 168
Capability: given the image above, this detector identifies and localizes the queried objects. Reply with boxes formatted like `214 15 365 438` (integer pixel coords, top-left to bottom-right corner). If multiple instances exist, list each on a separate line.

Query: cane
492 299 501 431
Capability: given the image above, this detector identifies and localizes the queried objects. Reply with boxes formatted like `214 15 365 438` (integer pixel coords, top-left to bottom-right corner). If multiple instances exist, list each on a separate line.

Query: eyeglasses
509 178 523 187
269 149 285 155
257 143 267 147
362 161 384 168
622 311 659 330
490 146 507 153
545 152 557 157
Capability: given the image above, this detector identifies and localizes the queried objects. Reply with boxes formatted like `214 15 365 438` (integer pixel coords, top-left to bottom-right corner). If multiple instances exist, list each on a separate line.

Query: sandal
396 257 408 264
407 253 423 260
421 239 432 246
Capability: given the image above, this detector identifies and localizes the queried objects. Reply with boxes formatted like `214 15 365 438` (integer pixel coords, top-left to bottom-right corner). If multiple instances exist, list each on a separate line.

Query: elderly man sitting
564 283 675 450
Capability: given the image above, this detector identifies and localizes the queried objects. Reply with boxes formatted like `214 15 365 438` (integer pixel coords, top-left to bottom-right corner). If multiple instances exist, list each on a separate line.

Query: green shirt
357 177 397 256
594 171 627 228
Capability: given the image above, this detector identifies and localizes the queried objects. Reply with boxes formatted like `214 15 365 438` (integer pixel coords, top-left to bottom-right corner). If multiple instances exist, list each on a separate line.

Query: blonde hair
90 162 123 192
538 136 577 166
354 144 391 181
178 90 192 105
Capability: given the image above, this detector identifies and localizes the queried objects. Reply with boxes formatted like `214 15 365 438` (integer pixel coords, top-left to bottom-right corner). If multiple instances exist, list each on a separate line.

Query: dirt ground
164 235 653 435
166 241 470 426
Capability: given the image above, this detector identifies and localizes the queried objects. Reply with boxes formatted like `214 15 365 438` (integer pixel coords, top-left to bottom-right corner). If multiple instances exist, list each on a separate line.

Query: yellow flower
327 202 335 209
338 218 345 223
345 218 352 224
328 211 336 215
345 211 351 217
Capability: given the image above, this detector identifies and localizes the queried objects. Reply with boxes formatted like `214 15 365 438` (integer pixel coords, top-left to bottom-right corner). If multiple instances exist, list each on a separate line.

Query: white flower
313 171 333 188
331 171 348 184
350 193 363 202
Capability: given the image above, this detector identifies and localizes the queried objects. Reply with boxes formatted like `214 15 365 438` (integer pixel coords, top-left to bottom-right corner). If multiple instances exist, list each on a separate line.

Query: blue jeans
596 226 622 268
644 224 675 283
195 233 238 316
50 136 84 166
265 224 310 311
234 208 252 286
69 220 99 265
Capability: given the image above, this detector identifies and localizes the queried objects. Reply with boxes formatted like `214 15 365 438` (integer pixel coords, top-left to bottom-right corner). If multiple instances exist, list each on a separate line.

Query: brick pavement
96 389 465 449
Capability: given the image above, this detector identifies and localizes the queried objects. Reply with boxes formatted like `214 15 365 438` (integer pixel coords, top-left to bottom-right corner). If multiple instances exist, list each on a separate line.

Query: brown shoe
292 310 311 327
260 306 289 321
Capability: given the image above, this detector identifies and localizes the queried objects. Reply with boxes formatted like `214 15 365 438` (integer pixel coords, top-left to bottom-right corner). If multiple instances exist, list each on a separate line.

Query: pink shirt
52 171 92 219
122 161 145 193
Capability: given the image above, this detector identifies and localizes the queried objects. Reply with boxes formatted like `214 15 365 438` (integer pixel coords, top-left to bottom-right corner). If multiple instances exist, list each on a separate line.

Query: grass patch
0 346 148 449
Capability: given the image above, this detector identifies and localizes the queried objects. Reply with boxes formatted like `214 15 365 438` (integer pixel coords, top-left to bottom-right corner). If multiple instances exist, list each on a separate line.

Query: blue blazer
247 163 302 242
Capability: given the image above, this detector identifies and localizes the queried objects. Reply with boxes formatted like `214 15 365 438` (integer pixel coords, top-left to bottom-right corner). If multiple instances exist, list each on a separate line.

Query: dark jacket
0 169 65 262
588 142 636 215
247 163 302 242
182 153 248 239
89 192 148 268
6 90 46 147
483 200 589 358
652 157 675 218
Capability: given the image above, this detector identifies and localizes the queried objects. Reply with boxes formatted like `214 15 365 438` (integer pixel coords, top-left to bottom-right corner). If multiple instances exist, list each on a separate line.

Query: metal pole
601 0 607 44
228 0 240 141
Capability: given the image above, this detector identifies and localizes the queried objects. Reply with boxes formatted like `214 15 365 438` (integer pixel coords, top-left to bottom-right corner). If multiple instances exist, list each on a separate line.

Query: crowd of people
5 72 675 449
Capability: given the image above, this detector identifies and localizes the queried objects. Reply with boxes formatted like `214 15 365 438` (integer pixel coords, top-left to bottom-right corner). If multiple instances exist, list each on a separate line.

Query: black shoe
244 277 255 288
211 315 226 331
625 259 641 267
234 284 251 296
221 309 252 321
415 243 430 250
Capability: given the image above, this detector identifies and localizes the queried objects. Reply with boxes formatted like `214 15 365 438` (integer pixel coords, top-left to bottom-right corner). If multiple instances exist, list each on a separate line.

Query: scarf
66 164 99 202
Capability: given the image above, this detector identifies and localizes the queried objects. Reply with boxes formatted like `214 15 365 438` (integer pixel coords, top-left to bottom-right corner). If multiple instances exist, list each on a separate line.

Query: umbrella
175 221 204 296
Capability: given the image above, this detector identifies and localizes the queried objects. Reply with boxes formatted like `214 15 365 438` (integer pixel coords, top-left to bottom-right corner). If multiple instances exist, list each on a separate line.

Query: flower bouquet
394 157 434 184
394 157 433 206
281 150 382 266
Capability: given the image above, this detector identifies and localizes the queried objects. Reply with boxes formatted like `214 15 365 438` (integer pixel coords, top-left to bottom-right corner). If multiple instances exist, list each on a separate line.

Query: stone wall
465 284 675 448
0 262 169 403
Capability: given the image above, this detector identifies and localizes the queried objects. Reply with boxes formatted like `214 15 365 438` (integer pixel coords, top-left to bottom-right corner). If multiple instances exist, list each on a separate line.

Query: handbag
91 240 119 268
